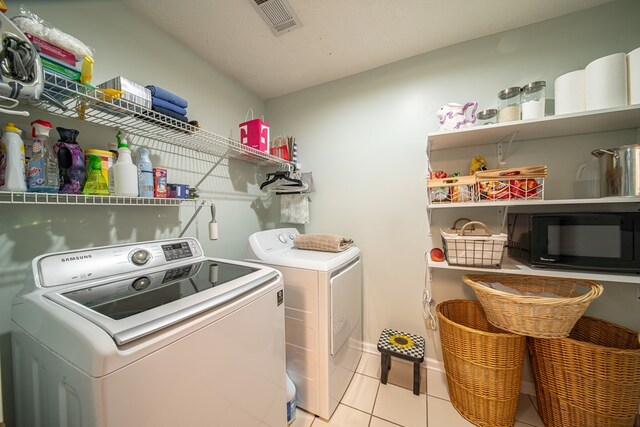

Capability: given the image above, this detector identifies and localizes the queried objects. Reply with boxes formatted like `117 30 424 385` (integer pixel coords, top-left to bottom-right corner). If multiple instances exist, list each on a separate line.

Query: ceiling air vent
249 0 302 35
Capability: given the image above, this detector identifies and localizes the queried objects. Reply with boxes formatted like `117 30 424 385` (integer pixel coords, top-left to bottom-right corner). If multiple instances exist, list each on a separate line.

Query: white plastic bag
11 6 94 58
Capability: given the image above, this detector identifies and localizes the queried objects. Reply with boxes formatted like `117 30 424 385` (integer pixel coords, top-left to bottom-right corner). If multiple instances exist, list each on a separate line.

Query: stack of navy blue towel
146 85 189 122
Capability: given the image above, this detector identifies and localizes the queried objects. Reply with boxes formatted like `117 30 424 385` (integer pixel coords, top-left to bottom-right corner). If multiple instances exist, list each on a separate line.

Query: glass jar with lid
497 87 521 123
477 108 498 125
521 81 546 120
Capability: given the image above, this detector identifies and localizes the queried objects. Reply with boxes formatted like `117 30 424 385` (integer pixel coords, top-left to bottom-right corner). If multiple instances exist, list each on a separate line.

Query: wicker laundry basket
437 300 526 427
529 316 640 427
463 274 603 338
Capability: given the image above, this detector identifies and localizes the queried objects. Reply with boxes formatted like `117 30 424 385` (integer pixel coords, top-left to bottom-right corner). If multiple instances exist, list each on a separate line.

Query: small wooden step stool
377 328 425 396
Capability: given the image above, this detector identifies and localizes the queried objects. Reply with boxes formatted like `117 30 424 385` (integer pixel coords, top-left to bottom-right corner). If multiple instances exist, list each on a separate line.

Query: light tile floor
291 352 544 427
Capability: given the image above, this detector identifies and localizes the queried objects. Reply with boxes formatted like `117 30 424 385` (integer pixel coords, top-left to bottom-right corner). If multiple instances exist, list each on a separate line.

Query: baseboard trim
363 341 536 396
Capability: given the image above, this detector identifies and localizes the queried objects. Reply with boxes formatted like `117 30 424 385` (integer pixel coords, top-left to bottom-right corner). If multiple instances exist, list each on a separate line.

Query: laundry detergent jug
0 122 27 192
286 373 297 425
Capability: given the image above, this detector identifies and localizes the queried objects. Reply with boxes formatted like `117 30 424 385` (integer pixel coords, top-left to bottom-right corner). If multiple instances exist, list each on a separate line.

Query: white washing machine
246 228 362 420
11 238 286 427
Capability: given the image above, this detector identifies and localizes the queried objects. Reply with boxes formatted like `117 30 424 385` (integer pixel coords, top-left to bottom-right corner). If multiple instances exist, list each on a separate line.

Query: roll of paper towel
585 52 628 110
555 70 586 115
628 47 640 105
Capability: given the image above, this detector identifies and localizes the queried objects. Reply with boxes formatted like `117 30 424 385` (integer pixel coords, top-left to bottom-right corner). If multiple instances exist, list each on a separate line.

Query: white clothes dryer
12 238 286 427
247 228 362 420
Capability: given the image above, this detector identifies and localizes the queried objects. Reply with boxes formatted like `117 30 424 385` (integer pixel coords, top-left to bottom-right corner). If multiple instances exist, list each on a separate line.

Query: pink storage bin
239 118 269 152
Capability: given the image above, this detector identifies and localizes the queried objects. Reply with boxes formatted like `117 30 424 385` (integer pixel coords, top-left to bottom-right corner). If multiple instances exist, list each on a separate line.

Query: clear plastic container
497 87 521 123
521 81 546 120
477 109 498 125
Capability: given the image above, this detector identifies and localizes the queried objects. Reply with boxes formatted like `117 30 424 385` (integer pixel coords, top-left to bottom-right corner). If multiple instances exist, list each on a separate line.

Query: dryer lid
247 228 360 271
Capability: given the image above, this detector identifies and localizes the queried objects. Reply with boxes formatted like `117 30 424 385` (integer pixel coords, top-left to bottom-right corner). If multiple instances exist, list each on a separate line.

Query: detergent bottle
0 122 27 192
82 154 110 196
113 130 138 196
286 373 297 425
136 147 154 197
54 127 85 194
27 120 59 193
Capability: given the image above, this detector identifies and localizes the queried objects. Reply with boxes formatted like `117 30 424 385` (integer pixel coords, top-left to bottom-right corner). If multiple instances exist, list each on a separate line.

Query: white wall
0 1 280 424
266 0 640 369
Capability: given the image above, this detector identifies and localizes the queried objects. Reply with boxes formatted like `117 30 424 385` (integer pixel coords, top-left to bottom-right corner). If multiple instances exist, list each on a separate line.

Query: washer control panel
162 241 193 261
36 238 203 288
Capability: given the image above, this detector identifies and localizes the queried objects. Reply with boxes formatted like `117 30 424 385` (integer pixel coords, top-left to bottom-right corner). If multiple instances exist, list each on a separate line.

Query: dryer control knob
278 234 287 243
131 249 151 266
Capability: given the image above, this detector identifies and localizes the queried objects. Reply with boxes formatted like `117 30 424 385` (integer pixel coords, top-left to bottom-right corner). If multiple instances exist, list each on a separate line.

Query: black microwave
507 212 640 273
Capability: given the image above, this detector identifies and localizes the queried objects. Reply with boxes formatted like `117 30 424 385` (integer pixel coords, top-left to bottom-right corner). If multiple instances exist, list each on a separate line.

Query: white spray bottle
113 130 138 196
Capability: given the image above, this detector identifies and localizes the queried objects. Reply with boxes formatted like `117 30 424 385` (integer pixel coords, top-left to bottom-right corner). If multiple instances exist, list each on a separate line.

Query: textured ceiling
122 0 613 100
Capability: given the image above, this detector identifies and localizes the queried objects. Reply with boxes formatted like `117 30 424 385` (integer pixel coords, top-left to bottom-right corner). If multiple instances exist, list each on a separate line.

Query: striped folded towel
294 234 353 252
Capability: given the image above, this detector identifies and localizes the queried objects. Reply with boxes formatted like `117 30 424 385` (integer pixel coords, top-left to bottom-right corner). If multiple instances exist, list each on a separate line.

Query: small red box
269 145 290 161
153 168 168 198
239 118 269 152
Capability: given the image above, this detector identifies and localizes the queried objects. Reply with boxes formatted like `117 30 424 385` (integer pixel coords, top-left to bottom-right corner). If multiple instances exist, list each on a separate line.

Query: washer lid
252 246 361 271
44 259 279 345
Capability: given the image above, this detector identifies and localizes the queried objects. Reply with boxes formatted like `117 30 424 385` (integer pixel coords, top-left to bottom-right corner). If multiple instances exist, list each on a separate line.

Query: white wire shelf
428 196 640 209
428 257 640 284
33 71 289 166
0 191 202 207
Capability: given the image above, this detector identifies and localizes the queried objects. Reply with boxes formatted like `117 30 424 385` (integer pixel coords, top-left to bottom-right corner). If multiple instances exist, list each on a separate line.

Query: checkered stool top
377 328 425 363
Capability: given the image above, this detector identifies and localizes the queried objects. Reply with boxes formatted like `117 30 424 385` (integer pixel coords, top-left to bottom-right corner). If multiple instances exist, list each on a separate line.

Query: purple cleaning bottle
54 127 85 194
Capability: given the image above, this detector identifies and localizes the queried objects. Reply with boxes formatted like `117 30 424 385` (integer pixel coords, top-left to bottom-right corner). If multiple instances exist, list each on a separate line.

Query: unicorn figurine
437 102 478 131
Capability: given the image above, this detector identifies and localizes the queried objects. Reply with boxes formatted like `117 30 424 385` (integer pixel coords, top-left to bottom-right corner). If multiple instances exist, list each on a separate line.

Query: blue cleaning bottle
136 147 154 197
27 120 59 193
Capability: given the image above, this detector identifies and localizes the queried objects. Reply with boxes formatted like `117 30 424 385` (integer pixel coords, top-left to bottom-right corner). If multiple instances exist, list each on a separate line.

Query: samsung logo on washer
60 254 93 263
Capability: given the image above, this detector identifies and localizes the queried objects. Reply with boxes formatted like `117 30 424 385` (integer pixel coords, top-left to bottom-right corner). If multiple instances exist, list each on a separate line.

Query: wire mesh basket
475 165 546 202
441 220 507 268
427 175 475 204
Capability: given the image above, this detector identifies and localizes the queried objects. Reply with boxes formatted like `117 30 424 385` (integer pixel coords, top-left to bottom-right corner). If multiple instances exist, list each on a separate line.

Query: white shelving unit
7 71 288 211
35 71 289 166
426 105 640 283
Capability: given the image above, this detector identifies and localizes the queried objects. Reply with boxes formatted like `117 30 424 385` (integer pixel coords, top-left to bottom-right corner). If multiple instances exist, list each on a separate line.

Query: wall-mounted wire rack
0 191 203 207
34 71 288 166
